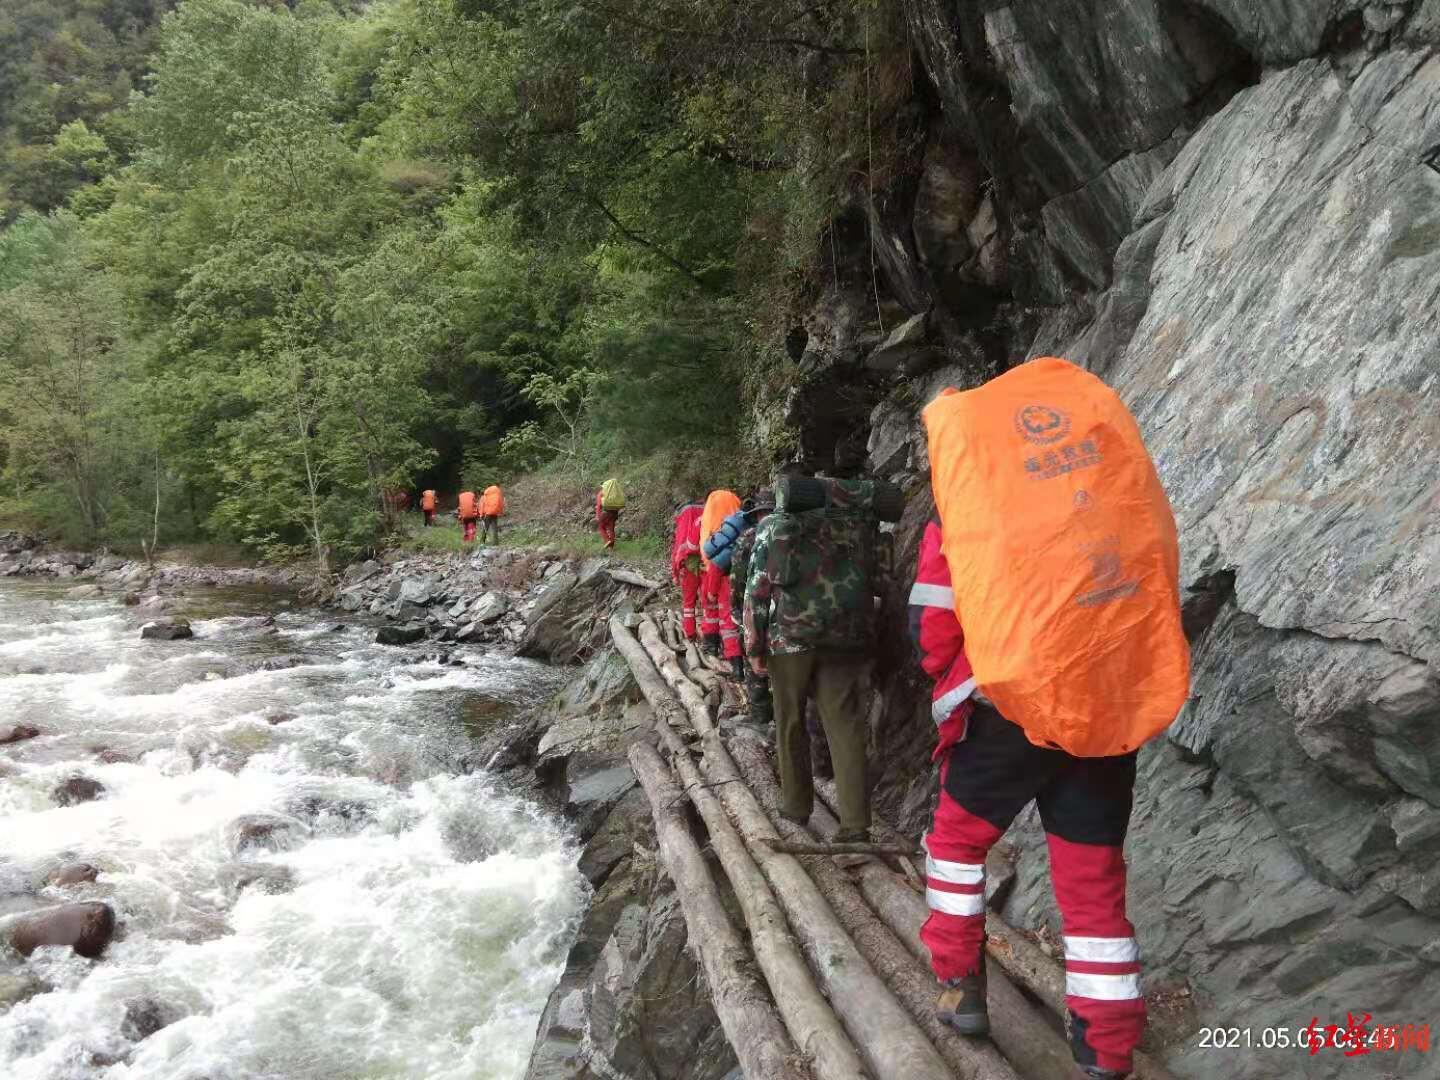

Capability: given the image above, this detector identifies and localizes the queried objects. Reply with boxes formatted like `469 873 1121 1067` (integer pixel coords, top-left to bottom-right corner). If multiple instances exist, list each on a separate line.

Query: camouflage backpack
759 479 887 653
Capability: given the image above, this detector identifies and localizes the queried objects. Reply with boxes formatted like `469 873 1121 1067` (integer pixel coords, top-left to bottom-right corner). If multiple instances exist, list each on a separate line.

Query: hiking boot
729 655 746 680
702 633 722 656
936 967 989 1036
834 826 870 844
1076 1068 1128 1079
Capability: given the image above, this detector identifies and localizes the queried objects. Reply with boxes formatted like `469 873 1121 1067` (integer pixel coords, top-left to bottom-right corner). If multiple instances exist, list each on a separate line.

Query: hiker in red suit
911 518 1145 1079
670 500 705 640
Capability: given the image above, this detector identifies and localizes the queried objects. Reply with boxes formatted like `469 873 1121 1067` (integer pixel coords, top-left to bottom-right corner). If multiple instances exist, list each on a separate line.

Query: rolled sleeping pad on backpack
702 510 749 571
776 476 904 522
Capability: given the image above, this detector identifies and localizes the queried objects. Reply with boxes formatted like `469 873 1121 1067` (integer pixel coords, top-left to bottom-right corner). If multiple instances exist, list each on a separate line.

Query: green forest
0 0 904 568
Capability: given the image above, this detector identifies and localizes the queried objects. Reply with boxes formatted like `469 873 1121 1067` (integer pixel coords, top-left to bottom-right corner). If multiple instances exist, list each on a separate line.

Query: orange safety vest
420 490 437 512
922 357 1189 757
699 489 741 569
457 491 479 520
480 485 504 517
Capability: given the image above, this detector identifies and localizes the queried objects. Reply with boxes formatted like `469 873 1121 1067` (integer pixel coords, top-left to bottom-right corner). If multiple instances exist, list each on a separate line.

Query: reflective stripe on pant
767 652 871 833
679 569 701 640
922 704 1144 1075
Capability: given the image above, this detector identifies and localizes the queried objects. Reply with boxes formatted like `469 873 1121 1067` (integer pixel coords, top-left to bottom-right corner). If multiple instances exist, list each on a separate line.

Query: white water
0 580 584 1079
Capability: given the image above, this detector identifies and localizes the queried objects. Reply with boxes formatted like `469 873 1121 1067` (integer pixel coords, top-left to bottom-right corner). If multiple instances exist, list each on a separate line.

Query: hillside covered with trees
0 0 900 567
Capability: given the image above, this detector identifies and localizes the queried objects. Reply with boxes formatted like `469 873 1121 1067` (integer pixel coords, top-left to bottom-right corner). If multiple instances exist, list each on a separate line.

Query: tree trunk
645 720 870 1080
627 740 811 1080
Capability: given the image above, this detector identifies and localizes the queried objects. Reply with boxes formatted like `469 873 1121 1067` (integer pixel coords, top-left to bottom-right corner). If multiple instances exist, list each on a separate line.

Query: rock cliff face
767 2 1440 1077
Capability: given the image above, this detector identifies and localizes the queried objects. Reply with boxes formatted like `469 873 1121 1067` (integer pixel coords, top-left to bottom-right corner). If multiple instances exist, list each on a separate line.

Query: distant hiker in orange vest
698 489 742 659
670 500 705 640
916 359 1187 1078
420 489 437 527
456 490 480 543
479 485 504 544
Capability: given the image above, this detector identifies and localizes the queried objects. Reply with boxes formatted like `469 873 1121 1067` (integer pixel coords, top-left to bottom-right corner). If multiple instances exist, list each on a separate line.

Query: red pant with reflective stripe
700 563 741 659
678 568 701 640
923 704 1145 1075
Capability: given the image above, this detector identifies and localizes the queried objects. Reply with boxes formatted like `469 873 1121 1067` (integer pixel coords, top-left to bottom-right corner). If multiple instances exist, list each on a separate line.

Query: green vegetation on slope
0 0 906 567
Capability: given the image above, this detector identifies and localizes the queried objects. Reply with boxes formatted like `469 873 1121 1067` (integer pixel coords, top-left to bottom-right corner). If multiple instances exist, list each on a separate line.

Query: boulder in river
266 712 297 726
121 996 183 1042
257 654 312 672
140 620 193 641
0 723 40 745
376 623 426 646
398 577 435 605
64 584 104 600
8 901 116 958
53 775 105 806
226 813 309 855
48 863 100 887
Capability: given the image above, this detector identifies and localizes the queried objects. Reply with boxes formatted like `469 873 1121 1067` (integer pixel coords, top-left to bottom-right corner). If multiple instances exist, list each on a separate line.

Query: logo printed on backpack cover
1014 404 1072 445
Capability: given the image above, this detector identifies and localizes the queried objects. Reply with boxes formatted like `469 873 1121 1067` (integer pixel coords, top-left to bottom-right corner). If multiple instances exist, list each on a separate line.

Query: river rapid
0 578 584 1080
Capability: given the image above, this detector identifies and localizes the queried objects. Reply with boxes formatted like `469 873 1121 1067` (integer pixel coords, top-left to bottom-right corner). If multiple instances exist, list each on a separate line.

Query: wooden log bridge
609 613 1179 1080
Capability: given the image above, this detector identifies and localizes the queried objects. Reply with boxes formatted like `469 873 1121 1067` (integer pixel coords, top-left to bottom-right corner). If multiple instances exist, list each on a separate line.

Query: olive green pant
768 651 872 834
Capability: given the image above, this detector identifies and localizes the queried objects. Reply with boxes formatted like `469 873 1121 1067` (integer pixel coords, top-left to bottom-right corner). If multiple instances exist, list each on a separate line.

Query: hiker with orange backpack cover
456 490 480 543
698 489 742 659
915 357 1189 1080
479 485 504 544
420 489 437 527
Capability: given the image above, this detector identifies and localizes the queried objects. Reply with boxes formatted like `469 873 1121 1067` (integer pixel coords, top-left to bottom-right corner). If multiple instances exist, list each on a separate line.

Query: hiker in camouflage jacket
743 477 881 841
729 490 775 728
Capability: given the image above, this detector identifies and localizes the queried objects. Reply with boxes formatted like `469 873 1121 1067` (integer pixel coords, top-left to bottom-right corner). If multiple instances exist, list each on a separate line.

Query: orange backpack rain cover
421 490 437 511
481 486 504 516
922 357 1189 757
699 490 741 568
457 491 479 520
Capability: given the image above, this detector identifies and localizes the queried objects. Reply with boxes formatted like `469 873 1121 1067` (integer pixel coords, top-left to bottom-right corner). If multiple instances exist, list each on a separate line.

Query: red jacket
910 520 977 760
670 503 704 579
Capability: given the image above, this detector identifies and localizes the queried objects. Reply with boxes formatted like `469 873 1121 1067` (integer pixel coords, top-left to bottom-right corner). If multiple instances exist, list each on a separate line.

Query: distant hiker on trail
670 499 705 641
743 476 892 844
456 490 480 543
420 489 437 527
596 478 624 549
479 485 504 544
916 358 1189 1078
698 489 742 660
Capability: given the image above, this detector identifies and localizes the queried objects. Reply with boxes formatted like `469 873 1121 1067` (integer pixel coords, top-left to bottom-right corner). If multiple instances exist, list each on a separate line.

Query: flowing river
0 578 584 1080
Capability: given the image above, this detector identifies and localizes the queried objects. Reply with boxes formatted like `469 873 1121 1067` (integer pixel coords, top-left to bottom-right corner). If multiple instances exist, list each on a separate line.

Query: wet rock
267 712 297 726
447 597 471 619
54 775 105 806
344 559 383 585
121 997 183 1042
256 654 312 672
48 863 100 887
471 591 509 623
64 584 104 600
225 813 309 855
91 746 134 764
376 623 426 646
141 620 193 641
0 723 40 745
121 592 142 606
398 577 435 605
218 861 295 898
7 901 116 958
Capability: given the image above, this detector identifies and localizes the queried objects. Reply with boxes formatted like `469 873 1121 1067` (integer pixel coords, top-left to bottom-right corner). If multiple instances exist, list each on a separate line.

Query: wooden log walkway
608 613 1180 1080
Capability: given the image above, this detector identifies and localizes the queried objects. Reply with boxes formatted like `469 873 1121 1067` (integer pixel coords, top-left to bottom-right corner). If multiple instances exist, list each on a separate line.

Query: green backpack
600 478 626 510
